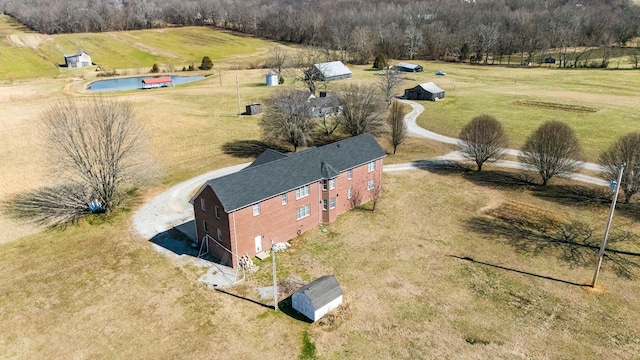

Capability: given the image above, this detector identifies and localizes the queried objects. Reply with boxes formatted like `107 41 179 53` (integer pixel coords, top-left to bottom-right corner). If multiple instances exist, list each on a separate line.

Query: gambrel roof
195 133 385 213
294 275 342 311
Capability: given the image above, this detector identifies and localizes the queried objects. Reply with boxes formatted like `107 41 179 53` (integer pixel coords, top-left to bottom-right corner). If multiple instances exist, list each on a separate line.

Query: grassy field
1 14 640 359
406 62 640 162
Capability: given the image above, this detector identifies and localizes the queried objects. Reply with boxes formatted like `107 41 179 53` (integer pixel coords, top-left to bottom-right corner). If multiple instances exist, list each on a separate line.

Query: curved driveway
133 100 608 239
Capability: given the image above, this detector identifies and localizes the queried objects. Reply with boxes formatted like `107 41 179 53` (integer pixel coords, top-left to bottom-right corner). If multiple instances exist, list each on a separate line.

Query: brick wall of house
227 182 322 265
193 158 384 268
194 186 234 267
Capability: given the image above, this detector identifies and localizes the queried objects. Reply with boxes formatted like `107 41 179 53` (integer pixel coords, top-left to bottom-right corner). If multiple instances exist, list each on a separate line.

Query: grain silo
266 70 279 86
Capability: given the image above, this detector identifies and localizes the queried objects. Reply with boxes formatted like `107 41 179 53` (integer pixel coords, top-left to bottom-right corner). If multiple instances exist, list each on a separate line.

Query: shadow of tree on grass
413 160 537 189
3 184 94 227
466 213 640 279
222 140 290 158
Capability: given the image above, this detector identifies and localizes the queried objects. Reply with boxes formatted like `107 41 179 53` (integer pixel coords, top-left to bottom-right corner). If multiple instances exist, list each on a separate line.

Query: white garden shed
292 275 343 322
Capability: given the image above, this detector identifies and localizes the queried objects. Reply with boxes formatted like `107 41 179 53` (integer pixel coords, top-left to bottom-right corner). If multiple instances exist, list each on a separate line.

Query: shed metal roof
202 133 385 212
142 77 173 84
314 61 352 78
396 62 422 70
295 275 342 310
418 82 444 94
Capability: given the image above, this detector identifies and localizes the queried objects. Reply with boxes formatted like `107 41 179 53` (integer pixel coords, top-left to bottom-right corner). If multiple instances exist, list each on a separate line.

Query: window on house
330 197 336 209
203 220 209 233
282 193 287 205
296 204 311 220
348 169 353 180
200 198 206 212
253 203 260 216
322 180 328 191
322 199 328 211
217 228 222 241
347 187 352 199
368 179 375 191
215 206 220 219
368 161 376 172
296 185 310 199
329 179 336 189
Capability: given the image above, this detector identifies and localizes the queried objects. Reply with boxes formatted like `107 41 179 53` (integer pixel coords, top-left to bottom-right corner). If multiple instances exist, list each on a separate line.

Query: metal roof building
314 61 352 81
292 275 343 321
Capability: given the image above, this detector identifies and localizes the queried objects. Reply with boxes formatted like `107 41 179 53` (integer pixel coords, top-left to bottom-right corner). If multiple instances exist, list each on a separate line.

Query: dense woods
2 0 640 66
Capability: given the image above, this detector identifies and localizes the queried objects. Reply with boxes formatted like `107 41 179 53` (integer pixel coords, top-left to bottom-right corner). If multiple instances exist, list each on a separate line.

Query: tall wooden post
591 163 625 288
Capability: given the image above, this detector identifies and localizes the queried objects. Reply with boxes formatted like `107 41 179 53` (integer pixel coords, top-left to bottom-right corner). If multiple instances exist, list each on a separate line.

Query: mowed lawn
397 62 640 162
1 169 640 358
1 15 640 358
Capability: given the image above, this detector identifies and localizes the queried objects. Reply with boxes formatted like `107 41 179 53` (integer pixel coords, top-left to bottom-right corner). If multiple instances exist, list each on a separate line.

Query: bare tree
520 121 583 186
291 48 324 96
261 89 317 152
268 46 289 75
387 100 407 155
599 132 640 203
41 98 142 214
376 69 404 106
459 115 509 172
338 83 386 137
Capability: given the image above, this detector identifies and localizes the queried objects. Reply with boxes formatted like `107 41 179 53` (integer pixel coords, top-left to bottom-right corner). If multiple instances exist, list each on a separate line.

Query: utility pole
271 240 278 311
591 163 625 288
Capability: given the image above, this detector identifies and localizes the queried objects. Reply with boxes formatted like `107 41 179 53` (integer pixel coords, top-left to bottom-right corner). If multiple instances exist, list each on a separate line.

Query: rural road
132 100 608 240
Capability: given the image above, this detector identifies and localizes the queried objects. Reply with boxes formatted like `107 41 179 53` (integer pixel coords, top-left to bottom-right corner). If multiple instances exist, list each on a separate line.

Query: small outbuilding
395 62 423 72
245 103 262 115
404 82 445 101
292 275 343 322
64 50 92 68
266 71 279 86
314 61 352 81
141 76 173 89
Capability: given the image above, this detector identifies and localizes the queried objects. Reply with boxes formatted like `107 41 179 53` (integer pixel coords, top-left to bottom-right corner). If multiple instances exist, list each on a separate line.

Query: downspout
232 212 239 268
318 182 322 225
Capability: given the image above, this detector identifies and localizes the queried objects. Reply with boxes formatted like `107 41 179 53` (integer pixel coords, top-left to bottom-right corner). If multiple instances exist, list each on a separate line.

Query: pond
87 75 205 92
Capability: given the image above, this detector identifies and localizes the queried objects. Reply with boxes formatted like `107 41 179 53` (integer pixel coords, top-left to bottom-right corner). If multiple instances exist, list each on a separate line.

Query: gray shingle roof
295 275 342 310
246 148 288 168
396 62 422 70
208 133 386 212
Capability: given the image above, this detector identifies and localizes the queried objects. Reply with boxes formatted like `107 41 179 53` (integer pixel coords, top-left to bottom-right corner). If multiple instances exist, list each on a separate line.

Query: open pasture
1 14 640 358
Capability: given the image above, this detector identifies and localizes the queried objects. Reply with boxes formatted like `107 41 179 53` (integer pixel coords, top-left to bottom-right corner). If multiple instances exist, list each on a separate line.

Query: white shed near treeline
266 70 279 86
292 275 343 322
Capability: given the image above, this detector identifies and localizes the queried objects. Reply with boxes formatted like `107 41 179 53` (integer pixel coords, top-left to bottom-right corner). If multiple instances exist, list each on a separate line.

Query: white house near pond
64 51 92 68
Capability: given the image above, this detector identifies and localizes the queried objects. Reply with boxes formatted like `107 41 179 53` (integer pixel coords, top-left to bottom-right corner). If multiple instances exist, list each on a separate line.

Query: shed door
255 235 262 253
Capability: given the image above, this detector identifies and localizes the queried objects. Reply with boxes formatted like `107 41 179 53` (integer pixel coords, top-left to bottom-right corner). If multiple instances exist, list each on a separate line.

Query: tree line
3 0 640 67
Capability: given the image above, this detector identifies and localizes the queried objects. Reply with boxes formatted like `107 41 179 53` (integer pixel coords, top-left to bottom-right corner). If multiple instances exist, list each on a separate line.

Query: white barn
292 275 343 322
64 50 92 68
314 61 352 81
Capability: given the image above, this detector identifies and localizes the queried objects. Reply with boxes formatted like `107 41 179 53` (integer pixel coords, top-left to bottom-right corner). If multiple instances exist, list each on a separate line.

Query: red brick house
190 133 386 268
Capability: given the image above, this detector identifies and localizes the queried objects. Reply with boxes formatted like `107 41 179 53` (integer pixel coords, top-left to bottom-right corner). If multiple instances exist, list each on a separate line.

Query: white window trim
203 220 208 233
322 199 327 211
322 180 328 191
348 169 353 180
368 161 376 173
282 193 288 205
329 179 336 189
200 198 206 212
215 205 220 219
296 185 310 199
217 228 222 241
296 204 311 220
347 187 352 199
368 179 375 191
253 203 260 216
330 197 336 209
